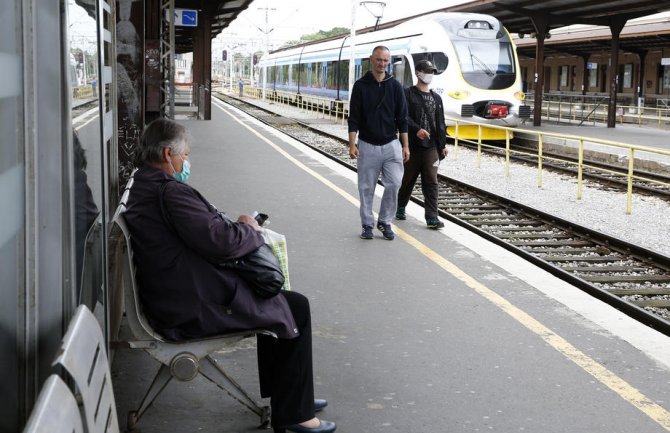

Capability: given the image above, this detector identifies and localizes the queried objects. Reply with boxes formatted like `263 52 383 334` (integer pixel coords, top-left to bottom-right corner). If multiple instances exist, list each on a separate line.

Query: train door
391 55 412 87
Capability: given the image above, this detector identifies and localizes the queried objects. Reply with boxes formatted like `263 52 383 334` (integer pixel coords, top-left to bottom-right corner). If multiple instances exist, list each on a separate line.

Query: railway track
216 92 670 336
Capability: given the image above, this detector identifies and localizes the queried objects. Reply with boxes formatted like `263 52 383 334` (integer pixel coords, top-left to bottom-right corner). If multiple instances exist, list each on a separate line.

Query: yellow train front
427 13 531 140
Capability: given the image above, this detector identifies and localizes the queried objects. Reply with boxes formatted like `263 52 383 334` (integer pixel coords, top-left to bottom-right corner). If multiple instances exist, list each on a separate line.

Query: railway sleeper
609 287 670 296
540 255 627 262
467 219 544 226
456 215 532 222
562 266 649 273
482 226 551 231
582 274 670 283
443 208 507 215
511 240 592 247
495 233 572 240
628 299 670 308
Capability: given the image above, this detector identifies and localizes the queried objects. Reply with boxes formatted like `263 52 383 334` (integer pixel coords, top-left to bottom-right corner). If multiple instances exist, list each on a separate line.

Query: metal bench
110 198 276 430
52 304 120 433
22 375 85 433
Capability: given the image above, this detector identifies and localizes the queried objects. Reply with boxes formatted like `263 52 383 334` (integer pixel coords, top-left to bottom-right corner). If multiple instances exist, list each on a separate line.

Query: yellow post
505 128 510 177
626 148 634 215
477 124 482 168
538 133 543 188
577 139 583 200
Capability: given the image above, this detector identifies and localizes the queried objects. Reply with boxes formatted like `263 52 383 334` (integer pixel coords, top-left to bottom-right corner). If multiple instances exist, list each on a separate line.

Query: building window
623 63 633 88
588 63 598 88
560 65 568 88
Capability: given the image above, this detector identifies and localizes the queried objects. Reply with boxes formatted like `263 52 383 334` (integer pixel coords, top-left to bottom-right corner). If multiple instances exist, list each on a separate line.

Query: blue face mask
172 157 191 183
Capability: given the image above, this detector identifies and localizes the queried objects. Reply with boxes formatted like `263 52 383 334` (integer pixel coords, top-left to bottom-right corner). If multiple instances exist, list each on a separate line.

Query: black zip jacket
348 71 408 145
404 86 447 157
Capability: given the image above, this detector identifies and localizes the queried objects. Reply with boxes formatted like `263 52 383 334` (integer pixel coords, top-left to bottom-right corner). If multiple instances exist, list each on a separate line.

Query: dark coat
404 86 447 156
348 71 408 145
124 167 298 341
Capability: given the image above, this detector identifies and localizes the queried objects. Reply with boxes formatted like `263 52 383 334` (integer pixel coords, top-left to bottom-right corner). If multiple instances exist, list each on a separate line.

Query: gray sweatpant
356 138 404 227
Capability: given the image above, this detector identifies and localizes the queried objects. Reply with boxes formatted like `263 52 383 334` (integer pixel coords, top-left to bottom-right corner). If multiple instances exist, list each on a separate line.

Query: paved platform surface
111 99 670 433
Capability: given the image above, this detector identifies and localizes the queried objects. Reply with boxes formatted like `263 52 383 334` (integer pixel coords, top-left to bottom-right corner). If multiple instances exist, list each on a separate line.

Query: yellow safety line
215 102 670 431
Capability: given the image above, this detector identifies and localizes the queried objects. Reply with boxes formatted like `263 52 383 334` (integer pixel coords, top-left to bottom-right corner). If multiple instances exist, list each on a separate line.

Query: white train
258 12 530 139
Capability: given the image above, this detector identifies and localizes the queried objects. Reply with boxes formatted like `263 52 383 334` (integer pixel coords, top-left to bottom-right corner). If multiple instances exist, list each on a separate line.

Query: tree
278 27 350 49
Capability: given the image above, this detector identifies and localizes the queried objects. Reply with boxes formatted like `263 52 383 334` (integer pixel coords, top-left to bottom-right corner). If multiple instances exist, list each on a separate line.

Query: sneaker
376 221 395 240
395 207 406 220
426 218 445 230
360 225 374 239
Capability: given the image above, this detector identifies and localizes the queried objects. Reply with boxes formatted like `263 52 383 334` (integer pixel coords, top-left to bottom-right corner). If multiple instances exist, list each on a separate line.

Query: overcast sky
216 0 468 50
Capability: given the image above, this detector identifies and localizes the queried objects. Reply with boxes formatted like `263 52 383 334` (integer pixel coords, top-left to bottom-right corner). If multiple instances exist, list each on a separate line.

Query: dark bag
158 182 284 299
218 243 284 298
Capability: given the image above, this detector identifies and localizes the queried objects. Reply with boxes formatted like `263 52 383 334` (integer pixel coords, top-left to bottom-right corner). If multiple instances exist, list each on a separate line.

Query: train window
291 64 299 86
452 40 516 89
338 60 350 91
326 61 336 90
299 63 309 87
361 58 370 76
281 65 289 86
411 52 448 75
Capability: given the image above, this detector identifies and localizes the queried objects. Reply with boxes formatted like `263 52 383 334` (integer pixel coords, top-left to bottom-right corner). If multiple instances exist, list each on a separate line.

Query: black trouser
257 291 315 427
397 146 440 220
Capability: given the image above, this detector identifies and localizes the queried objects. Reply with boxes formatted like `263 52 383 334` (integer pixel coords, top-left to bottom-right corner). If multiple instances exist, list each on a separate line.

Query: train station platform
111 99 670 433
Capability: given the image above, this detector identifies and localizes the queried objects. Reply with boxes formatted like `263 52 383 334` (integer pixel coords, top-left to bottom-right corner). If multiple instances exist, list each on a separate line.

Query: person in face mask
124 119 335 433
396 59 449 230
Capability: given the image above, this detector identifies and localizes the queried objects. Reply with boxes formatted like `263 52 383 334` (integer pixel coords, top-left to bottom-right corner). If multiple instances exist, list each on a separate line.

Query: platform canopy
173 0 253 53
513 15 670 59
75 0 253 54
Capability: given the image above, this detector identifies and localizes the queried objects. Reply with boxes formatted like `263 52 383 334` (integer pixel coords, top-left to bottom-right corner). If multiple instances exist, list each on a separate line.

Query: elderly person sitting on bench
123 118 336 433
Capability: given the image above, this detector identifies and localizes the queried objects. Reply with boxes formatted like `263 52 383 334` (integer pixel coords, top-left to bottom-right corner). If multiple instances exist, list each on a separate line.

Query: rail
447 116 670 215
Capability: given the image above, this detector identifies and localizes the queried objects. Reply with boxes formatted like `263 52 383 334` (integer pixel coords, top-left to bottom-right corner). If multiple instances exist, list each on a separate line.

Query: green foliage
278 27 350 49
301 27 350 41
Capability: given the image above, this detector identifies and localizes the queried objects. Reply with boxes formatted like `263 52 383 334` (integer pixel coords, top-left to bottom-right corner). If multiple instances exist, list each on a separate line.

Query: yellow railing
240 86 350 125
447 116 670 215
72 85 94 99
529 98 670 128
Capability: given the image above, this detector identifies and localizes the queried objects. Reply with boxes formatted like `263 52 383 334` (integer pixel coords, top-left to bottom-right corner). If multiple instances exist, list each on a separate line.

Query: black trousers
257 291 315 427
397 146 440 220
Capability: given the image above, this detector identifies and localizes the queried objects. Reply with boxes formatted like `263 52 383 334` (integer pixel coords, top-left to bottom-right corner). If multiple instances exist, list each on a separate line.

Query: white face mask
417 72 434 84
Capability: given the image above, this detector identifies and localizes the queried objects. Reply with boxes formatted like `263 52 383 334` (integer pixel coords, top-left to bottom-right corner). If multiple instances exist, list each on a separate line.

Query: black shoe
395 207 406 220
360 225 373 239
426 218 444 230
314 399 328 412
377 221 395 240
275 420 337 433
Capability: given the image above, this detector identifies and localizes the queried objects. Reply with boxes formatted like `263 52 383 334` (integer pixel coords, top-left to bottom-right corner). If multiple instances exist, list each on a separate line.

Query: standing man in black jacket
396 59 448 229
348 45 409 241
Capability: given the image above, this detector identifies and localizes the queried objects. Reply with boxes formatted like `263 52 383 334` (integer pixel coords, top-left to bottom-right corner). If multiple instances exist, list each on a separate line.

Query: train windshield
452 40 516 90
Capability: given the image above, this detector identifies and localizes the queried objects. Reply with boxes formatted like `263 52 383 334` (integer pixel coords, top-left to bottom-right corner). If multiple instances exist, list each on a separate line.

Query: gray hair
371 45 390 56
136 118 191 166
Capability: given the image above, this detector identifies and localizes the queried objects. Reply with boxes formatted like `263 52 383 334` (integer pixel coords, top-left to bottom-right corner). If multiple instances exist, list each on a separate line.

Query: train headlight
514 91 526 101
448 90 471 100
